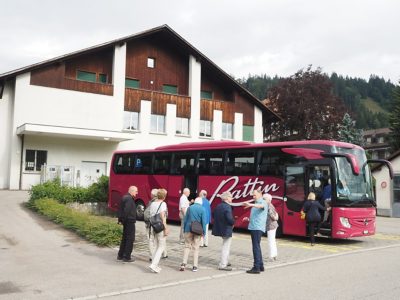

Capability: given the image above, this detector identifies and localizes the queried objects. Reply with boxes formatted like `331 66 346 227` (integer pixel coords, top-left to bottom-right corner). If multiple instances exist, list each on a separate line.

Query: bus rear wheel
136 200 145 221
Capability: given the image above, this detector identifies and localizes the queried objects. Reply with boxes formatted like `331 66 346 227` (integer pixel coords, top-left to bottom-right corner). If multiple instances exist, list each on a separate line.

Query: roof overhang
16 123 134 142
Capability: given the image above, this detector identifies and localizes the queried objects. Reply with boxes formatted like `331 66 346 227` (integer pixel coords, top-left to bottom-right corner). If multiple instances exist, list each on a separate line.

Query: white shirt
179 194 189 212
150 201 167 217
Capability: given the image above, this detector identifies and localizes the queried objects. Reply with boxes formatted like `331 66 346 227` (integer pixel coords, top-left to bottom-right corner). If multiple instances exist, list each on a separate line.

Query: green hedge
29 175 109 204
28 198 121 247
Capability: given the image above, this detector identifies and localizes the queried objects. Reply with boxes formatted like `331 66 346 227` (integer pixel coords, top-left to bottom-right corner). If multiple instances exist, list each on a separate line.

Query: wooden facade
30 48 114 96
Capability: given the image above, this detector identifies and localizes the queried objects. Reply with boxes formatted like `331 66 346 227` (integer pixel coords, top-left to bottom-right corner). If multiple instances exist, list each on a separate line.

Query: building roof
371 148 400 173
0 24 280 123
363 128 391 136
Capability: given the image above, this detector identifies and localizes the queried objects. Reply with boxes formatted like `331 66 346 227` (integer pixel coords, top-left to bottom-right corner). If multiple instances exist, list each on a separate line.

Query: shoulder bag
188 207 203 235
150 202 165 233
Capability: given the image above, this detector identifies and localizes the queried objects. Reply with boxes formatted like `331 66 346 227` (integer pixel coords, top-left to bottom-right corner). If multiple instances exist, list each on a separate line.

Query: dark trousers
118 221 136 259
250 230 264 270
308 222 320 244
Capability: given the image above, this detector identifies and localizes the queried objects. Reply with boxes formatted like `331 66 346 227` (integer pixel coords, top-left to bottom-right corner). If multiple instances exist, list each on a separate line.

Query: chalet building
373 150 400 217
363 128 391 159
0 25 279 190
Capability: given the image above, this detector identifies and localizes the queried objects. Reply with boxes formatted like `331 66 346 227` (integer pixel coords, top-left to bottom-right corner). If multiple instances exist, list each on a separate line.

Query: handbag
190 221 203 235
300 209 306 220
150 202 165 233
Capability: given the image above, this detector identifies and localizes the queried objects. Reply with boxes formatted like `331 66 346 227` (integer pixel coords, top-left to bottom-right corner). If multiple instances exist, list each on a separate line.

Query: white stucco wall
0 82 14 189
254 106 263 143
374 157 400 216
189 55 201 138
21 135 118 190
234 113 243 141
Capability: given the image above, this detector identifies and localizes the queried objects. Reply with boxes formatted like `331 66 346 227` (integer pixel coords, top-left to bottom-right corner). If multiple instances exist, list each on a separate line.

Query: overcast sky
1 0 399 83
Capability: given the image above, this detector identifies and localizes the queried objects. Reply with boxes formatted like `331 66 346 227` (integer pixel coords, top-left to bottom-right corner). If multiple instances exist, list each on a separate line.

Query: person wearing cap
212 191 235 271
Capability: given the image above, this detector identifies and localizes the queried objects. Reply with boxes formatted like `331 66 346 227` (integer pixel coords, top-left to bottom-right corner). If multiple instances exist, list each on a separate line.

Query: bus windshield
333 147 374 206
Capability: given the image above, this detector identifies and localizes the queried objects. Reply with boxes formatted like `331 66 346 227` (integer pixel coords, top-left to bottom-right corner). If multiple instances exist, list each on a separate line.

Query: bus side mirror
365 159 394 180
321 152 360 176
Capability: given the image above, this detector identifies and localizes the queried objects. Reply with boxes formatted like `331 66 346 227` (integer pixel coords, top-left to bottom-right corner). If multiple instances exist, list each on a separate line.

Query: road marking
67 243 400 300
371 233 400 241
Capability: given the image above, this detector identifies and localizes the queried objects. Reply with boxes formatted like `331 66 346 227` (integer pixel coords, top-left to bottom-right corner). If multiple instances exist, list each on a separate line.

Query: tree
337 113 364 146
388 80 400 152
266 66 346 141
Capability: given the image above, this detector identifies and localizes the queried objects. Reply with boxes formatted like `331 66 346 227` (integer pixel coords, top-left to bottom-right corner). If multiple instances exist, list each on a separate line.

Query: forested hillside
238 73 396 130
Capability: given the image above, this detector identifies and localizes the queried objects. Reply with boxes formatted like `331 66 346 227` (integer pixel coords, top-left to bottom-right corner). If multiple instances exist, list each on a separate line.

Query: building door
80 161 106 187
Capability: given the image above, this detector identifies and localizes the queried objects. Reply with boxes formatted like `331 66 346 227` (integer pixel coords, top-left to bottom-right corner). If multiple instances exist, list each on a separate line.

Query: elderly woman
180 197 207 272
263 193 279 261
303 192 330 246
212 191 235 271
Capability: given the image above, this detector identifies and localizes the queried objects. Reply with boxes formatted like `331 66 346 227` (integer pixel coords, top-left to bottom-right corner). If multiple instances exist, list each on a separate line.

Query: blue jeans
250 230 263 270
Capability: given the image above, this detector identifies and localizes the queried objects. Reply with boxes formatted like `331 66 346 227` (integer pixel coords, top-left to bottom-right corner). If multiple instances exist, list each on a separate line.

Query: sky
1 0 399 83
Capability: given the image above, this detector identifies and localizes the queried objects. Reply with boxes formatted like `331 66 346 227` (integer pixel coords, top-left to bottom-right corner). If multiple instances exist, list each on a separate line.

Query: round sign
381 181 387 189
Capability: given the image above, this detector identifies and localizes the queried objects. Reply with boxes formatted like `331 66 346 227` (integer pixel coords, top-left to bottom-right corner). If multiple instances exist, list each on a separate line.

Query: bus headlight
340 217 351 228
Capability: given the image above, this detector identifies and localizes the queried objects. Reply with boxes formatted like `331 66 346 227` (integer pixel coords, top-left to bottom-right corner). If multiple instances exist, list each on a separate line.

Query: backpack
149 202 165 233
143 202 152 224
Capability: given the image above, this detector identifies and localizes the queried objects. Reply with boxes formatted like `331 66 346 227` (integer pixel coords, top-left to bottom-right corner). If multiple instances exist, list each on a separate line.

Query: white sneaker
149 265 160 273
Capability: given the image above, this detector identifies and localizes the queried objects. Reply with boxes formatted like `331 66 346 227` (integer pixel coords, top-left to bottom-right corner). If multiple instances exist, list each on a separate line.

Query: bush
28 198 121 247
29 176 109 204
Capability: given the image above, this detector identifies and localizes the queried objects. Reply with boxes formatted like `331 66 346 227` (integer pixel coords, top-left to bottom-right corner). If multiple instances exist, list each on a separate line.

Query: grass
362 97 389 114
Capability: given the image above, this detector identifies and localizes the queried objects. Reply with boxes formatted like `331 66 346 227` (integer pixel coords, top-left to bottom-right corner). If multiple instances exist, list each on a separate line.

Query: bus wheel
136 200 145 221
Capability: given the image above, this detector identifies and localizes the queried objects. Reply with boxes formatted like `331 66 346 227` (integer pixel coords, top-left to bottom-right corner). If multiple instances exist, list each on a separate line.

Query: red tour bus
108 140 393 239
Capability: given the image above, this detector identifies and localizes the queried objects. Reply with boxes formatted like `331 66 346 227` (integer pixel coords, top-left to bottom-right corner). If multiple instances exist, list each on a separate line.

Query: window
201 90 213 99
243 125 254 142
151 114 166 133
77 70 96 83
154 154 171 174
199 120 212 137
125 78 140 89
99 74 107 84
259 149 294 176
134 154 152 174
172 152 196 175
25 150 47 172
176 117 189 135
394 175 400 203
378 137 385 143
226 151 255 175
123 111 139 131
113 153 135 174
147 57 155 68
162 84 178 95
198 151 224 175
222 123 233 139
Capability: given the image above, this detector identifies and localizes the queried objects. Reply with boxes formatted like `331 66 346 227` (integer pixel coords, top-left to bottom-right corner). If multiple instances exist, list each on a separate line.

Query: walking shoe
123 257 135 262
192 266 198 272
162 255 168 259
149 265 160 273
227 263 232 267
179 263 186 271
260 266 265 272
218 266 232 271
149 258 152 262
246 268 260 274
117 256 123 261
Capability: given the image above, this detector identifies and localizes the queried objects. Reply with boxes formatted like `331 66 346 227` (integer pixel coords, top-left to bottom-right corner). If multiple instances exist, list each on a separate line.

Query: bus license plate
363 230 369 234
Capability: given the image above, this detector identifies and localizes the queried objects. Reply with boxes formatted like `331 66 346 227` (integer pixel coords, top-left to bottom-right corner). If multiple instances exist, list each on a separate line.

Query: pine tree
337 113 364 146
388 80 400 152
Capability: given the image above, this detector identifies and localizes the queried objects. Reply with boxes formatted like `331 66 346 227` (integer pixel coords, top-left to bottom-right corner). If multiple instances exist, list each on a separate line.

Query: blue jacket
303 200 325 223
183 203 207 234
202 197 211 224
212 202 235 237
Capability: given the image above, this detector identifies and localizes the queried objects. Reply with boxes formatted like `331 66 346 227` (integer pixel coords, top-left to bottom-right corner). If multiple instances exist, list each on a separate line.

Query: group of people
117 185 279 275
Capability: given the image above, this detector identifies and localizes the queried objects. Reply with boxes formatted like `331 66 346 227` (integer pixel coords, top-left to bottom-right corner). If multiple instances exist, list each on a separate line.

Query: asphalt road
1 191 400 300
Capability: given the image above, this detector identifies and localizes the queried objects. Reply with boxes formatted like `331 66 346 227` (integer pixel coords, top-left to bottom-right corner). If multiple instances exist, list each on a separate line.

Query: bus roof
113 140 363 154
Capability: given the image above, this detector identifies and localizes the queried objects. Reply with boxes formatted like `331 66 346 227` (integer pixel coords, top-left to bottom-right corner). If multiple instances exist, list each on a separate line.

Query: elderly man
178 188 190 244
117 186 138 262
212 191 235 271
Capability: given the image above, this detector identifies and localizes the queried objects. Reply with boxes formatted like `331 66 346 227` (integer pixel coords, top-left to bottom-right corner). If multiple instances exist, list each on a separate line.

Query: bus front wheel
136 200 145 221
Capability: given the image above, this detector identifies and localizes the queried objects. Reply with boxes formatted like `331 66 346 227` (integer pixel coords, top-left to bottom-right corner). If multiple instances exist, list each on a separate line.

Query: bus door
283 166 306 236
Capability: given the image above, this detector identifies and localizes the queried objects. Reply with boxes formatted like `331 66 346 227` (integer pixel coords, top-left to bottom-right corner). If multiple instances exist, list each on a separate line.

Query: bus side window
173 152 196 175
134 154 152 174
154 154 171 174
113 154 134 174
198 151 224 175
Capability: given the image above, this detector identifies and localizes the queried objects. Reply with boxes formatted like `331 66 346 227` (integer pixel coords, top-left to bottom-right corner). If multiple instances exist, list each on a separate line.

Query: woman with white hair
180 197 207 272
263 193 278 261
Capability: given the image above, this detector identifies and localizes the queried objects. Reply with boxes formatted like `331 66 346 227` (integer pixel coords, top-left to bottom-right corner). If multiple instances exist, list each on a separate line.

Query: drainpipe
19 134 24 190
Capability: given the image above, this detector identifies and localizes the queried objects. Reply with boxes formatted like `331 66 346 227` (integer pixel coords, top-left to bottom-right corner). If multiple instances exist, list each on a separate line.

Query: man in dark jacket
212 191 235 271
117 186 138 262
